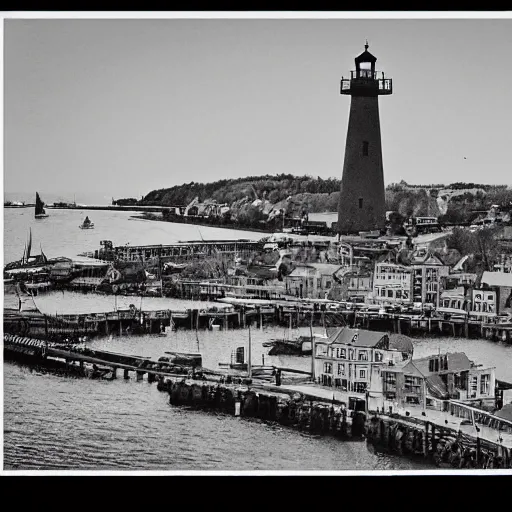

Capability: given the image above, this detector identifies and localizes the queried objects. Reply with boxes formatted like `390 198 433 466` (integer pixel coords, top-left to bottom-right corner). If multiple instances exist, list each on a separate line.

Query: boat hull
79 224 94 229
35 214 49 219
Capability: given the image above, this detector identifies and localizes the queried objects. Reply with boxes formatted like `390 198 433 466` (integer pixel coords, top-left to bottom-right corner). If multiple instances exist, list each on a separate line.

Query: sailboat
35 192 49 219
3 228 48 272
79 216 94 229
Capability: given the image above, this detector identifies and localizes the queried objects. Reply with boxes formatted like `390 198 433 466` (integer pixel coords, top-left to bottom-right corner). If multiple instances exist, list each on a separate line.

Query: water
2 207 262 264
4 209 512 471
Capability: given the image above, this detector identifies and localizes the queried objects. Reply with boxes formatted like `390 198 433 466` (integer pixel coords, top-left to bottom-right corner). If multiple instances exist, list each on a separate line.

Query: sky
4 17 512 204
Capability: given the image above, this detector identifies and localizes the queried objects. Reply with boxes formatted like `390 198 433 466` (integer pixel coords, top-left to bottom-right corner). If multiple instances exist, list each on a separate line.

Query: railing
349 70 387 80
340 76 392 94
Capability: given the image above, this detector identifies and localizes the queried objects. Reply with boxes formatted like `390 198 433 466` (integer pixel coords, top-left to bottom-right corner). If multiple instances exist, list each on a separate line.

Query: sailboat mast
310 310 316 382
26 228 32 261
248 323 252 379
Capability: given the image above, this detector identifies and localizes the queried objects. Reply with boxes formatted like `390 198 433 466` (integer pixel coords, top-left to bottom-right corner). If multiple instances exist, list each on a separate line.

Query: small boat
164 351 203 368
79 216 94 229
35 192 49 218
267 333 328 356
3 229 49 273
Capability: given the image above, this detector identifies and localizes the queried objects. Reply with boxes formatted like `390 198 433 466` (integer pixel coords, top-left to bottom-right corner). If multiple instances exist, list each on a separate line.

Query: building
379 360 426 407
375 352 497 412
409 250 450 307
372 249 449 308
284 263 341 299
314 327 412 394
439 286 468 312
338 43 392 235
479 271 512 315
372 261 412 304
413 353 496 406
329 266 373 302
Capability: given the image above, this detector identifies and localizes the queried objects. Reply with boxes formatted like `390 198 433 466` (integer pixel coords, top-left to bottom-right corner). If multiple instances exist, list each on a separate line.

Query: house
372 254 413 305
471 288 497 314
379 359 426 408
373 351 497 413
409 249 450 307
284 263 341 299
479 271 512 315
314 327 412 394
329 266 373 302
439 286 468 311
413 352 496 406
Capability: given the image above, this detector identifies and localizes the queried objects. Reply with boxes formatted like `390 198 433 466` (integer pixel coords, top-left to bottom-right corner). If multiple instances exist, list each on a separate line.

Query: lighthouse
338 42 392 235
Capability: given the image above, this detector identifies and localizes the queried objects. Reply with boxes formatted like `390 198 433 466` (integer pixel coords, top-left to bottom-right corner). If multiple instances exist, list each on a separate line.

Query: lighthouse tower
338 43 392 235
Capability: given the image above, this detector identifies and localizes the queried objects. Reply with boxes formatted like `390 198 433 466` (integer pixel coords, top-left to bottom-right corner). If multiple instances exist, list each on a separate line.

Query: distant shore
130 212 276 235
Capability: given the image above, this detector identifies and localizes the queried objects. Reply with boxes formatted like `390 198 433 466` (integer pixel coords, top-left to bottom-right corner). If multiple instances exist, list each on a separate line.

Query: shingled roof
326 327 388 348
413 352 472 375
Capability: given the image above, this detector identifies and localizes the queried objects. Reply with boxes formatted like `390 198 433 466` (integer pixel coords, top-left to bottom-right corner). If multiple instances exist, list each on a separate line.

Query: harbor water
4 208 512 470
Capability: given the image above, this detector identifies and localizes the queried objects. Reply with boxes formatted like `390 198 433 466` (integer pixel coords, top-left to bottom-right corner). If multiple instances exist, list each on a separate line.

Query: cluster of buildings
312 325 504 414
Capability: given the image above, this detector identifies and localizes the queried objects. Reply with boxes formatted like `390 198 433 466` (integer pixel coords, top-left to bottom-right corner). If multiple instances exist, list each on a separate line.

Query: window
359 369 367 379
337 363 345 376
384 372 396 385
375 351 383 362
387 289 393 298
340 348 346 359
326 281 331 289
396 290 402 299
429 358 440 373
348 349 355 360
480 374 490 395
362 141 369 156
405 376 421 393
470 376 478 398
317 278 322 288
323 362 333 374
355 382 367 393
358 350 368 361
359 197 363 209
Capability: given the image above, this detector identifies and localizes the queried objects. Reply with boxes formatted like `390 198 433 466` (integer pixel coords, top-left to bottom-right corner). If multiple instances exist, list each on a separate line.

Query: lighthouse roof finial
365 39 369 51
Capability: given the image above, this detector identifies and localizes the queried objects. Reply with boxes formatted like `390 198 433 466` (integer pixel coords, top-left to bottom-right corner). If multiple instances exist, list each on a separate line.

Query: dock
4 332 511 469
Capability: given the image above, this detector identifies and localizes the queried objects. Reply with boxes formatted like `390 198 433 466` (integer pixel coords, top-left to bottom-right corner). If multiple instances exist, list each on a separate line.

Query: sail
26 228 32 261
40 244 48 263
35 192 46 215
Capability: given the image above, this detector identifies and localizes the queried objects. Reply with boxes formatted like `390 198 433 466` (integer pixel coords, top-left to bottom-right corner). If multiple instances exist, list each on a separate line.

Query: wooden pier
4 332 511 469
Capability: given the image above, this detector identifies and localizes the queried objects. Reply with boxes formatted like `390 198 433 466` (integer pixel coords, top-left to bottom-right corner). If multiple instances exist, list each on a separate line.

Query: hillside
141 174 342 213
117 177 512 229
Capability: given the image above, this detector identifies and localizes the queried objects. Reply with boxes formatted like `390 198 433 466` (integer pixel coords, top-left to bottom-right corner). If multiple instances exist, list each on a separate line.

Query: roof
480 271 512 288
306 263 342 275
381 360 423 377
287 263 340 278
410 251 445 266
425 374 449 399
495 404 512 422
388 333 414 355
413 352 472 375
326 327 387 348
355 46 377 63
